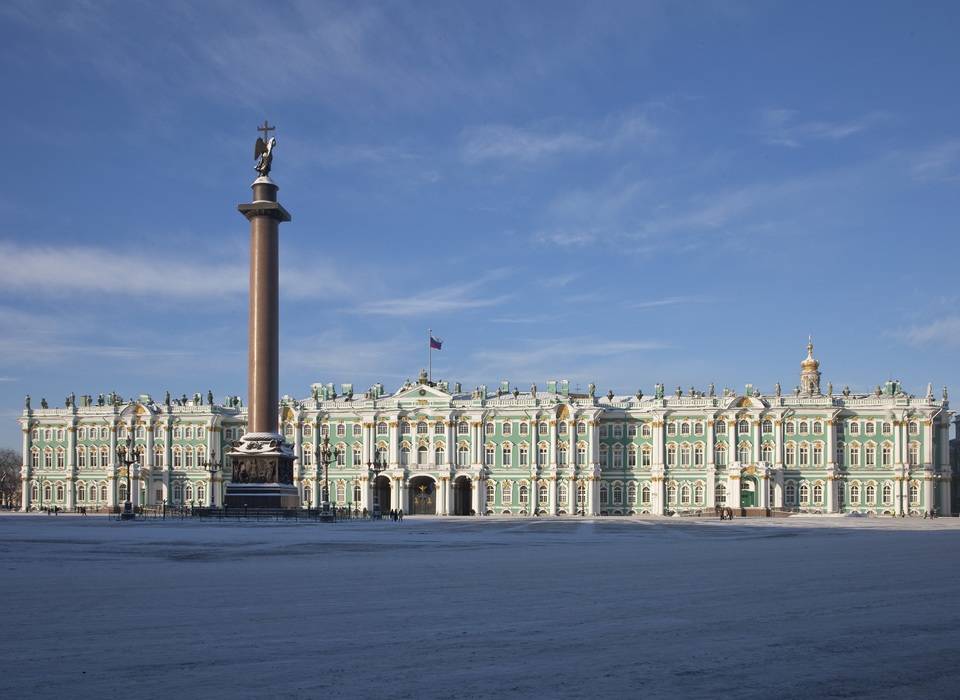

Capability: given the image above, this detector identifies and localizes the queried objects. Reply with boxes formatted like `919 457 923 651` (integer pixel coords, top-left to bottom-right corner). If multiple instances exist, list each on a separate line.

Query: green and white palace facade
16 343 956 516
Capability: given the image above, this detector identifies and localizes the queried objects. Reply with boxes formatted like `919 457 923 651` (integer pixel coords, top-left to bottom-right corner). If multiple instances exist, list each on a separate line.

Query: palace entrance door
373 475 391 514
740 476 757 508
408 476 436 515
453 475 473 515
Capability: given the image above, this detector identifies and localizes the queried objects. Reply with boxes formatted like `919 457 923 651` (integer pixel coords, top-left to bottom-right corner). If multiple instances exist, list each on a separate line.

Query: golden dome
801 337 819 371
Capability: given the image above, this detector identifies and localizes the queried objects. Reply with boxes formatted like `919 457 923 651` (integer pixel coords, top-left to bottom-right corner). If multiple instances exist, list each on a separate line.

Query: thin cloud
758 108 887 148
900 316 960 348
911 139 960 183
627 296 706 309
353 272 512 317
461 112 658 164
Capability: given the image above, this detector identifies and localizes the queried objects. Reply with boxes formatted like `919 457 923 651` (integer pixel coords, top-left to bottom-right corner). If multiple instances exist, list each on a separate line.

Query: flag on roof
430 335 442 350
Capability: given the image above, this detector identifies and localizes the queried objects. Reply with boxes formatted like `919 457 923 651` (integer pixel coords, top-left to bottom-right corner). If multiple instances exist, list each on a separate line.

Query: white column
445 421 454 470
293 420 303 480
728 419 738 468
162 420 172 503
726 471 739 509
924 474 935 512
826 418 837 469
531 420 539 469
400 477 408 514
389 420 399 465
775 419 784 467
549 420 558 467
652 473 665 515
752 420 760 464
445 477 454 515
705 465 716 509
472 476 482 514
20 424 31 511
588 421 597 466
826 475 836 513
108 424 118 508
893 419 902 466
589 476 599 515
759 473 770 509
652 420 664 470
923 420 934 466
706 420 715 469
567 475 576 514
66 423 76 511
548 476 557 515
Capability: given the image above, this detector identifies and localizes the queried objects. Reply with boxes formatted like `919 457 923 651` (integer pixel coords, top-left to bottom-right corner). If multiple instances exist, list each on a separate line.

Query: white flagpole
428 328 432 382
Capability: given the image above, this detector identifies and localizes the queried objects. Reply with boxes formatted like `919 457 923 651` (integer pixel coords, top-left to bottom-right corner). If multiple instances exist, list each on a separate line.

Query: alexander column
225 122 299 509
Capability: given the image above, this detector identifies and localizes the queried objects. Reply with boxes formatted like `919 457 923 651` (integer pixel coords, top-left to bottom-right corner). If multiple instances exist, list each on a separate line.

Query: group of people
716 505 735 520
387 508 404 522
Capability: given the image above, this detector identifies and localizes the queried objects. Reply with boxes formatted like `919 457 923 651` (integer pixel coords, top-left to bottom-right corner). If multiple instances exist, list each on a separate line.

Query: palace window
434 447 445 465
882 483 893 506
56 449 65 469
667 422 677 436
457 445 469 466
303 445 313 465
680 444 691 466
599 445 609 468
519 484 529 506
849 421 860 435
715 421 726 435
762 420 773 435
738 444 750 464
485 423 494 436
486 484 495 504
627 482 637 504
400 446 410 466
42 449 52 468
680 484 691 505
538 484 548 506
77 448 86 468
353 446 362 465
850 483 861 504
641 446 652 467
401 422 411 435
502 445 512 466
600 485 608 505
503 422 513 436
716 483 727 506
865 445 876 467
613 484 623 504
785 482 796 504
908 442 919 464
377 422 388 436
119 483 129 502
835 442 844 467
558 422 568 435
910 482 920 505
694 422 704 436
680 422 690 436
798 483 809 503
337 424 346 437
77 484 86 501
354 483 362 503
865 484 876 505
909 421 919 435
641 484 651 505
576 444 587 466
737 420 749 435
667 483 677 504
337 446 346 466
798 443 809 466
881 422 891 435
538 422 548 435
303 425 312 437
458 422 469 435
184 449 194 468
758 443 772 463
798 421 808 435
865 422 875 435
31 449 39 468
434 422 444 435
519 445 528 466
538 444 548 465
881 444 892 467
849 443 860 467
628 424 638 438
813 444 823 465
628 445 637 468
558 446 567 466
502 483 513 505
519 422 529 436
484 446 494 466
613 445 623 468
417 422 427 435
666 445 677 467
579 422 588 436
813 483 824 504
576 483 586 507
785 422 795 435
601 425 610 439
641 424 652 438
695 483 704 504
336 483 346 504
715 443 727 466
559 483 568 506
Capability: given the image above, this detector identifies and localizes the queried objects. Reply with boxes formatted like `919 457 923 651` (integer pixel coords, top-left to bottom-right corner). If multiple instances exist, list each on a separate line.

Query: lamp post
315 435 335 514
199 450 222 508
367 451 387 516
116 435 140 521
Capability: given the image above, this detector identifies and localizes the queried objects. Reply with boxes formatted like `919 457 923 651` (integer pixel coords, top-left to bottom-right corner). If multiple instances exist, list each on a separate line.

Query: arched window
627 482 637 504
197 484 206 503
400 446 410 466
762 420 773 434
667 483 677 503
613 484 623 503
798 483 809 503
666 445 677 466
881 444 892 466
865 484 876 504
31 449 39 468
458 421 470 435
90 484 99 501
641 424 651 438
77 447 86 468
502 444 512 466
908 421 919 435
417 446 428 465
798 443 809 466
434 447 445 465
100 484 107 501
813 483 823 504
557 445 567 466
119 483 128 501
798 421 808 434
576 483 586 506
434 422 445 435
865 445 876 467
31 484 38 501
599 484 609 505
715 443 726 466
501 482 513 505
44 449 52 468
484 445 494 466
486 483 495 503
812 443 823 465
680 484 691 504
882 483 893 505
909 481 920 504
401 422 411 435
694 443 704 466
538 483 548 506
417 421 428 435
558 482 568 506
537 443 548 465
519 484 529 506
694 483 704 504
641 445 652 467
908 442 919 465
184 448 194 468
641 484 651 504
184 484 193 502
628 445 637 467
680 422 691 436
680 444 691 466
336 482 346 503
519 445 529 466
43 484 52 501
353 483 362 502
457 445 469 466
558 422 568 435
377 422 388 436
77 484 86 501
761 443 774 463
738 443 750 464
850 483 861 504
173 447 182 468
352 446 362 466
55 483 64 501
738 420 750 435
785 482 796 504
715 421 726 435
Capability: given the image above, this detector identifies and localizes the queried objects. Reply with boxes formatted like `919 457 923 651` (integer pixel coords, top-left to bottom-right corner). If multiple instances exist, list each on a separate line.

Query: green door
740 477 757 507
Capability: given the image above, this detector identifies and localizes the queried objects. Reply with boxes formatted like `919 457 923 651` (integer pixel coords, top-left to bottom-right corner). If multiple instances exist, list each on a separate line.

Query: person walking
398 509 404 522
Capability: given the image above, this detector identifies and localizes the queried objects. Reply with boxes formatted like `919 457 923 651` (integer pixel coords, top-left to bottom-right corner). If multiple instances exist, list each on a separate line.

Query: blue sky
1 1 959 447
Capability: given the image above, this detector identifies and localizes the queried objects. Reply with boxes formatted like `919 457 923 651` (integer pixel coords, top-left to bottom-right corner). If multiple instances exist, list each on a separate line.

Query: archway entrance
373 475 391 514
740 476 757 508
453 475 473 515
408 476 436 515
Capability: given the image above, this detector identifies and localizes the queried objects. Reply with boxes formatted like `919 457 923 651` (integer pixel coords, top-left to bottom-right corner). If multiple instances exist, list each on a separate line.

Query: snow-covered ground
2 514 959 699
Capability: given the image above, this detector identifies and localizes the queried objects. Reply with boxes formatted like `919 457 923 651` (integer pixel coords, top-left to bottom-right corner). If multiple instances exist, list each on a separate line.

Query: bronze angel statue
255 136 276 177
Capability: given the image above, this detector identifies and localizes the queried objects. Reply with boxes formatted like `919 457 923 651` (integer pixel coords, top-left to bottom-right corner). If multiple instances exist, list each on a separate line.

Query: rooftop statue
254 120 277 177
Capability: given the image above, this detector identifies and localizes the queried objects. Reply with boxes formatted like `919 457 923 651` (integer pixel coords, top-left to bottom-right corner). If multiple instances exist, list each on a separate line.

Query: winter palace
16 342 957 516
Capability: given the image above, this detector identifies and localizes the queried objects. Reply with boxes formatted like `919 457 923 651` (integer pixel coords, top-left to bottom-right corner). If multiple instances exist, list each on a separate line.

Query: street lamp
199 450 222 508
116 435 141 521
367 451 387 516
315 435 335 514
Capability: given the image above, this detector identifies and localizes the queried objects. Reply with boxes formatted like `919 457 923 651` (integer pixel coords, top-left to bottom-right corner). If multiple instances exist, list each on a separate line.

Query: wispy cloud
911 139 960 183
758 108 886 148
900 316 960 347
627 296 707 309
353 271 512 317
461 112 657 164
0 241 354 301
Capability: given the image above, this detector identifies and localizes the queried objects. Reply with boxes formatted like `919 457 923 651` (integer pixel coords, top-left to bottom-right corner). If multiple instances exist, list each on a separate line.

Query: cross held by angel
254 120 277 177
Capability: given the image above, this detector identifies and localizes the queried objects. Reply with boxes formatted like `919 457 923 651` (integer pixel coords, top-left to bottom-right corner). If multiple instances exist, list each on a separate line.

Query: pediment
393 383 452 406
